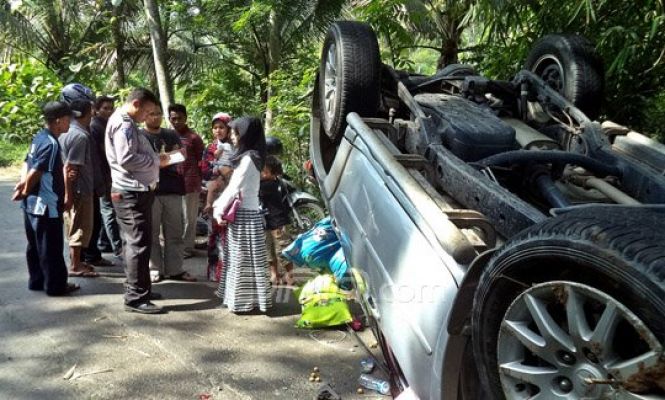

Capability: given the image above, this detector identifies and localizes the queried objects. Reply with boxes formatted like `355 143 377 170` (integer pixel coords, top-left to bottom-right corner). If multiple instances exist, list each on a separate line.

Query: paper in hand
166 150 185 165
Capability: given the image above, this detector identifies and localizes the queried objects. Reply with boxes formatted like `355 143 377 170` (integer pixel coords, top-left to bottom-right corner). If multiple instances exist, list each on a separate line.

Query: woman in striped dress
212 117 271 313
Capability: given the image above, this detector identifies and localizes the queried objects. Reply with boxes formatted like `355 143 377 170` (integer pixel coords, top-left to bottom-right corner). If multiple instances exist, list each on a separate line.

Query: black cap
42 101 81 121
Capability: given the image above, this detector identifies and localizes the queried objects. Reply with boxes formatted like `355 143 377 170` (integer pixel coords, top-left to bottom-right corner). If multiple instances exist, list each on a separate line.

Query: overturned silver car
310 21 665 399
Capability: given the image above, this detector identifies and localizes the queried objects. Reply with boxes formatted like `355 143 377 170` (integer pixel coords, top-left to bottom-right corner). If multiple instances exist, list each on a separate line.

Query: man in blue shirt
12 101 81 295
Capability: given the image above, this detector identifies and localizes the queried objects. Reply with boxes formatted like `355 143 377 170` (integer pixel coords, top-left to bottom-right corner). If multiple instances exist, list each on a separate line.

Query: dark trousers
112 190 155 304
99 192 122 254
24 212 68 295
83 196 102 262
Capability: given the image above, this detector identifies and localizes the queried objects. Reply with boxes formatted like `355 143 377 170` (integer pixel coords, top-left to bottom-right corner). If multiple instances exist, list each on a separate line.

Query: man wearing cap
106 88 169 314
12 101 80 295
59 83 100 278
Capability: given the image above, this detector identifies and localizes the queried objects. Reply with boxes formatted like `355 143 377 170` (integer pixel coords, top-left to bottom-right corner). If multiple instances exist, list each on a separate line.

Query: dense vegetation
1 0 663 170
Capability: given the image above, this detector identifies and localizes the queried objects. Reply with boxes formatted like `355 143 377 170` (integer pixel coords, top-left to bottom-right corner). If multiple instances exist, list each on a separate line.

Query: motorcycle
279 176 326 237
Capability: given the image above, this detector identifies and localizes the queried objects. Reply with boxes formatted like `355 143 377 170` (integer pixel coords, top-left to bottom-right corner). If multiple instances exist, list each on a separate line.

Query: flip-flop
68 270 99 278
80 262 97 272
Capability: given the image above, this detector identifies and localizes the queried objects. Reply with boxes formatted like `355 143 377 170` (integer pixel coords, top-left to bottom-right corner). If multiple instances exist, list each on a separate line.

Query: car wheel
319 21 381 140
525 34 604 120
472 207 665 399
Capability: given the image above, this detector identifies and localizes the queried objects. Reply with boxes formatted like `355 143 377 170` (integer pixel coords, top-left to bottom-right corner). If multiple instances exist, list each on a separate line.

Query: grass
0 140 28 168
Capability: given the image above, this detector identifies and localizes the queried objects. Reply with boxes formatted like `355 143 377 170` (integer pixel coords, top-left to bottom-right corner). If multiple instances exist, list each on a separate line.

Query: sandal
282 272 295 286
68 269 99 278
80 262 97 271
167 272 197 282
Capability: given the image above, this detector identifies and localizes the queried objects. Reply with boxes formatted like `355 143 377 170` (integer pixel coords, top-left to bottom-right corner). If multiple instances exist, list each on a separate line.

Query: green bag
295 274 352 329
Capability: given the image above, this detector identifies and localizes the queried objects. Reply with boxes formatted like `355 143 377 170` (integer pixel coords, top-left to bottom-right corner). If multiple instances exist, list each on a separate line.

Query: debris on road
316 383 342 400
63 364 77 380
360 357 376 374
128 347 152 358
102 334 127 339
66 368 114 381
358 373 390 395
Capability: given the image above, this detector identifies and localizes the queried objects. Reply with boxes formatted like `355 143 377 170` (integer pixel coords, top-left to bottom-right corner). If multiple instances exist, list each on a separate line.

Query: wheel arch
432 248 498 400
447 248 497 336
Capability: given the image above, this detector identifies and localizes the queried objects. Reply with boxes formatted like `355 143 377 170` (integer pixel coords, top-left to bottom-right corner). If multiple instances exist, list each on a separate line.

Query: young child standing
259 155 295 286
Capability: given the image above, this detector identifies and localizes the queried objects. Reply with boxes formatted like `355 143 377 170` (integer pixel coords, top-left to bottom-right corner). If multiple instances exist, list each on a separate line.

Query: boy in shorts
259 155 294 286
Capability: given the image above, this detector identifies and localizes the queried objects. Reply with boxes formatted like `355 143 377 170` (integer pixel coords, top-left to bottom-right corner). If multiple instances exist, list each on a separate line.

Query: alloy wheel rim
323 43 338 129
532 55 565 93
497 281 663 399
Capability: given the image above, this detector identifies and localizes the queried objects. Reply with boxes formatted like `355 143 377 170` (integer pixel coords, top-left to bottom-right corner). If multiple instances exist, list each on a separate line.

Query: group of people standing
15 84 294 315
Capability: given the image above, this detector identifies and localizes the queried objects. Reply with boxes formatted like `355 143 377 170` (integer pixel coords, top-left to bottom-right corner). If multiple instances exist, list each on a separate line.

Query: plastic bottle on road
358 374 390 395
360 357 376 373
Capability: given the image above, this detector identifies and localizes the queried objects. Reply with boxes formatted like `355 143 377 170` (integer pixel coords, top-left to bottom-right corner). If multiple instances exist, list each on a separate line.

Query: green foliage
0 140 29 167
267 47 319 184
0 60 62 142
0 0 106 80
641 92 665 143
180 63 263 141
354 0 418 69
408 48 438 75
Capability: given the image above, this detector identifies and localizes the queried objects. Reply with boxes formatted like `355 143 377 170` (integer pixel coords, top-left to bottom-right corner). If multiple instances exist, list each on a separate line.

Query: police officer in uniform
105 88 168 313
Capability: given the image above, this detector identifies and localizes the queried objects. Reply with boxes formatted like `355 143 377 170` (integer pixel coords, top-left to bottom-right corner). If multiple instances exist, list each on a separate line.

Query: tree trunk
436 15 463 70
264 8 282 134
111 5 126 89
437 37 459 69
143 0 172 114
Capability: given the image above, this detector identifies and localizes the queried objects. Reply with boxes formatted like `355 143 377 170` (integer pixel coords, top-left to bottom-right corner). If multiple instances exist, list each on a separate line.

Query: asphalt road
0 179 383 400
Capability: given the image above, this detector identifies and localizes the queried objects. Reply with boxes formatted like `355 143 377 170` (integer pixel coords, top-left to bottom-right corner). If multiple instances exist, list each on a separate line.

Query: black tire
458 340 490 399
319 21 381 140
525 34 604 120
439 63 475 77
472 207 665 399
287 201 326 237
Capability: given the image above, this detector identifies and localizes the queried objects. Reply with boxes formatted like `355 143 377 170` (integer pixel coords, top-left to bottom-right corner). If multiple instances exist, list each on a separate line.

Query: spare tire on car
525 34 605 120
319 21 381 140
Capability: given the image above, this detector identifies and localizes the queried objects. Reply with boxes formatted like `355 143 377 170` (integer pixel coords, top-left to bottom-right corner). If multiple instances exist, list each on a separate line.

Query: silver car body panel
311 113 472 399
